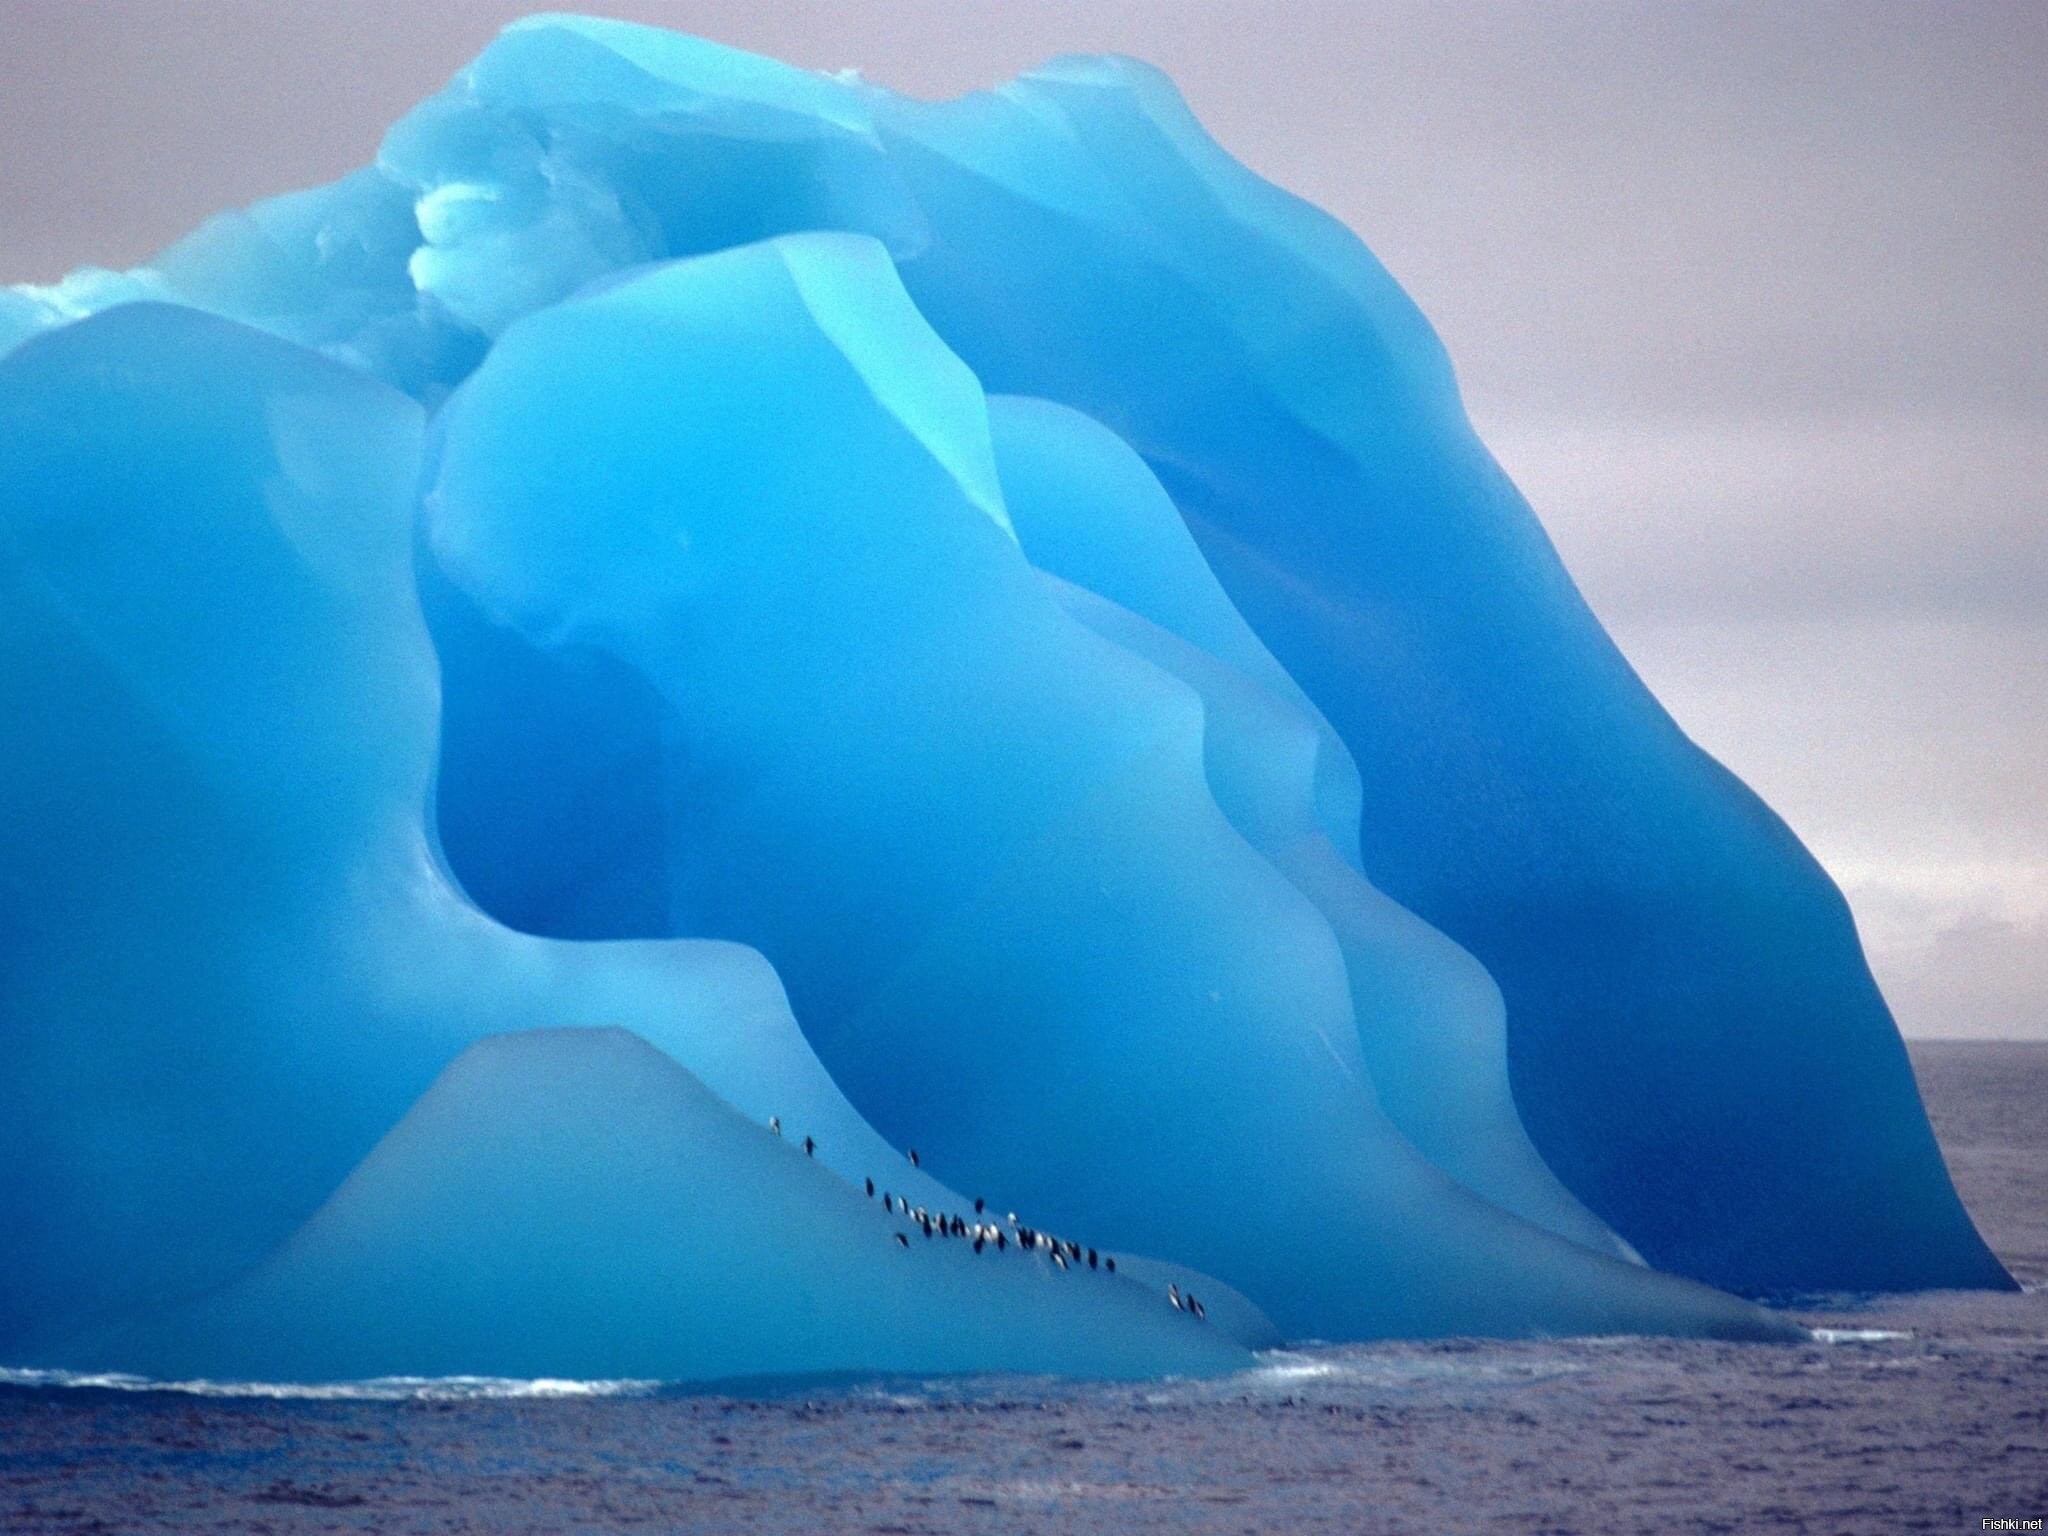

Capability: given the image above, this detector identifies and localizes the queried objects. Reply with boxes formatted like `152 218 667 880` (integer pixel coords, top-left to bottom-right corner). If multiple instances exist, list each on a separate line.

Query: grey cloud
1483 412 2048 624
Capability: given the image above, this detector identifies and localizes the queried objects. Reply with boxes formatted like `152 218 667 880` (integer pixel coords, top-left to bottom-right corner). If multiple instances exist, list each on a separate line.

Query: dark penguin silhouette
894 1233 909 1248
803 1135 815 1157
908 1148 921 1168
1104 1257 1116 1274
974 1236 985 1254
1087 1249 1098 1270
974 1197 985 1215
865 1177 875 1198
1191 1296 1207 1320
995 1231 1008 1251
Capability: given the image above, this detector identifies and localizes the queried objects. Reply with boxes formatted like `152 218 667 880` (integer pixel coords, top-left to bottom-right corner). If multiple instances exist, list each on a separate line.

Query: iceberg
0 14 2004 1381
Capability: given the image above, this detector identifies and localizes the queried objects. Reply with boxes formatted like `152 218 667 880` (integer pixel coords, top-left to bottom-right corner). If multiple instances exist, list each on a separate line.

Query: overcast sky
5 0 2043 1037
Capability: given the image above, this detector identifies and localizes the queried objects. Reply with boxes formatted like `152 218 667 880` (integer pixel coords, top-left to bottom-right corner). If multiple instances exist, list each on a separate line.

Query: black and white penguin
894 1232 910 1248
769 1116 781 1136
803 1135 815 1157
1168 1284 1183 1311
908 1148 921 1168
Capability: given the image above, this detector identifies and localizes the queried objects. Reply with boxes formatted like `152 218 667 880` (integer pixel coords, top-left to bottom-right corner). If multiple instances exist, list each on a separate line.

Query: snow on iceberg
0 14 2004 1381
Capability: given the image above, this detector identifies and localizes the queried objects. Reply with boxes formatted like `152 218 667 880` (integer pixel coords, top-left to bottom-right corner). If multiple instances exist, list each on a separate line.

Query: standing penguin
769 1116 781 1136
908 1148 921 1169
1168 1284 1183 1311
865 1177 875 1198
803 1135 815 1157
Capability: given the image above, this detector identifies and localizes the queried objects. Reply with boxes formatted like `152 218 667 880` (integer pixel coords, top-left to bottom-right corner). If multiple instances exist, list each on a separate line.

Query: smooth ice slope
86 1030 1251 1384
426 234 1789 1343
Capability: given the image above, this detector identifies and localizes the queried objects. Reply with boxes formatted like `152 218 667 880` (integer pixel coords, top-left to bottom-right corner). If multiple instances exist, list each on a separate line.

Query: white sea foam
0 1366 662 1401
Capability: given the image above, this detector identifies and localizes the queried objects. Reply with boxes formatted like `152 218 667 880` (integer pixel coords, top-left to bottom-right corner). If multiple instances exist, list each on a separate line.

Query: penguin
1191 1297 1207 1321
1052 1250 1068 1271
995 1231 1008 1252
1087 1249 1098 1270
974 1236 985 1254
1104 1257 1116 1274
894 1233 909 1248
908 1148 921 1168
1067 1240 1082 1261
865 1177 875 1198
1006 1212 1018 1227
803 1135 815 1157
974 1197 986 1215
769 1116 781 1136
1168 1284 1183 1311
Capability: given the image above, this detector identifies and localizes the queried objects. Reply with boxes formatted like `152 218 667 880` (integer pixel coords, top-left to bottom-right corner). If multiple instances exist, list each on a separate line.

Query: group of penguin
767 1115 1208 1322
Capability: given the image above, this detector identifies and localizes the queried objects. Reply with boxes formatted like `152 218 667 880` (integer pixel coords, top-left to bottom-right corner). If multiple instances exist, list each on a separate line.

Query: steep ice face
80 1030 1255 1384
867 58 2010 1292
0 10 2006 1382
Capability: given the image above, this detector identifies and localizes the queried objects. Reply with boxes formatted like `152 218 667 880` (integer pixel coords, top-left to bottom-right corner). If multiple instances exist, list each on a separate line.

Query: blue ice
0 13 2005 1384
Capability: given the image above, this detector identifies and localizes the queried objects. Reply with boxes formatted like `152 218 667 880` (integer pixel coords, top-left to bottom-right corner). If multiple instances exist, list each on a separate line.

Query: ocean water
3 1041 2041 1534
